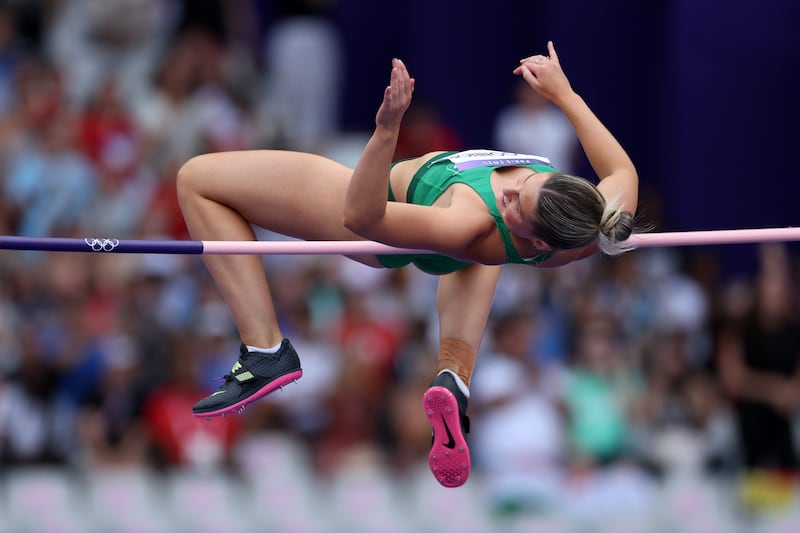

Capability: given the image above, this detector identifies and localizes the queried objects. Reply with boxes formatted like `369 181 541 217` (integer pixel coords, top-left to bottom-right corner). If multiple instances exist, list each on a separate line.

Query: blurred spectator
0 0 48 50
589 251 655 352
0 56 61 162
259 0 343 152
594 248 711 365
471 309 567 517
0 59 96 242
630 330 732 480
74 77 158 238
45 0 179 106
129 38 198 174
174 0 259 50
646 250 711 369
245 301 342 453
393 97 464 160
78 135 156 238
383 319 438 474
558 313 661 525
113 254 194 388
561 312 642 468
188 31 253 154
494 78 580 172
191 293 239 391
131 30 250 176
74 332 150 468
314 287 404 473
142 159 192 240
3 113 96 239
331 287 404 382
260 304 342 436
77 78 142 167
0 3 27 117
0 284 20 375
718 243 800 514
142 336 243 471
0 336 75 465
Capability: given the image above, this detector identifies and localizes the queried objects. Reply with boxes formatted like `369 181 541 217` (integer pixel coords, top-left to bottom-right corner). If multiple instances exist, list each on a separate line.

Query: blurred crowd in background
0 1 798 532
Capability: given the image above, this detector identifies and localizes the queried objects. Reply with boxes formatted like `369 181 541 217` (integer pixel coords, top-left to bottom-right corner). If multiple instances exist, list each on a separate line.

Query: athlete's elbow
342 209 379 237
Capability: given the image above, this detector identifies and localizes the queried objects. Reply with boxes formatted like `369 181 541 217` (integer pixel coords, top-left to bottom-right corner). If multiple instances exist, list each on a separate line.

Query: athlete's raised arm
343 59 483 257
516 40 638 219
343 58 414 231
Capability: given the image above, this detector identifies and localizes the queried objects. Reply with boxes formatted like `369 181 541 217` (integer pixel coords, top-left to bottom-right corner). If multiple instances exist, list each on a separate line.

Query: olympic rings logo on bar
84 238 120 252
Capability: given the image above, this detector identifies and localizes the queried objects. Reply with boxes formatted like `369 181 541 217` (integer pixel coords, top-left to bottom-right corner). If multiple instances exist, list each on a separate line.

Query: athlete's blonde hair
532 173 635 255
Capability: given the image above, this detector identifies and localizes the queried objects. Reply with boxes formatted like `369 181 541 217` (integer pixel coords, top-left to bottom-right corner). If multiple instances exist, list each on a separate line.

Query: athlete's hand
514 41 575 106
375 58 415 132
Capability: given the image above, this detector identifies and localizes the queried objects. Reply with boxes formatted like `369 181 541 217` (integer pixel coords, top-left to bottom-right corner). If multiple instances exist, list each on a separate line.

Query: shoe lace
215 358 247 383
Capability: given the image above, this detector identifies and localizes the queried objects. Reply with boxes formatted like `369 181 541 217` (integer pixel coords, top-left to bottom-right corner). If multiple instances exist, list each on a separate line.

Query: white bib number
441 149 552 171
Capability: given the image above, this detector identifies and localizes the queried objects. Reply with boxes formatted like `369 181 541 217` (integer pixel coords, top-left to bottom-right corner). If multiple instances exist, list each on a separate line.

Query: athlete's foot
423 370 471 488
193 339 302 418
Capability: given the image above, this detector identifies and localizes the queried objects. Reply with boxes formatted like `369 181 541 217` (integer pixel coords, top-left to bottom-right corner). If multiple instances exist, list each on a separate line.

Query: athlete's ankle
436 338 477 388
245 341 283 354
240 332 285 352
436 369 470 399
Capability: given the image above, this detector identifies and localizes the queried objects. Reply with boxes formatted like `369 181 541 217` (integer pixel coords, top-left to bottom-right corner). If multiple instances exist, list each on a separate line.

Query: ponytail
597 195 635 255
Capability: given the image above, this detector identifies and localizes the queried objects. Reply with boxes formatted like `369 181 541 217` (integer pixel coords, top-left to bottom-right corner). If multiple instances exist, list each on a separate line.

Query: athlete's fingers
519 54 547 64
547 40 559 65
394 59 415 101
518 64 542 90
397 58 410 81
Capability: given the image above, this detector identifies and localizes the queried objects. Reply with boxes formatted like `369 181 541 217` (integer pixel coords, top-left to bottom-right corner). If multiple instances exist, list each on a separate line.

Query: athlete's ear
532 238 552 252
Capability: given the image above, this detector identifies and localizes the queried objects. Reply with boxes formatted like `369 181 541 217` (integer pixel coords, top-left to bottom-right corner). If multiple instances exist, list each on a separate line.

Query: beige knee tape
437 338 477 388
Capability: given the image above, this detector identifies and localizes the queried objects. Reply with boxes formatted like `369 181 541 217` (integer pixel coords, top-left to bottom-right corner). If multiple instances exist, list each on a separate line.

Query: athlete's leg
177 150 380 348
178 150 391 417
424 263 501 487
436 263 501 381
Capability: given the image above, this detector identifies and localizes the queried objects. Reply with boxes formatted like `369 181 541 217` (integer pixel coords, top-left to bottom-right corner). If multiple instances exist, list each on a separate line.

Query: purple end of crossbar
0 236 204 254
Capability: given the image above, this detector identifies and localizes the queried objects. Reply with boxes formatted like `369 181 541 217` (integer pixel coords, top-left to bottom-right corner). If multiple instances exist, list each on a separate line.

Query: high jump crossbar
0 227 798 255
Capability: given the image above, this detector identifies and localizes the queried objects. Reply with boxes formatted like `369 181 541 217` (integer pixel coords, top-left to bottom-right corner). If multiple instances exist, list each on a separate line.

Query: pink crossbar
201 227 800 254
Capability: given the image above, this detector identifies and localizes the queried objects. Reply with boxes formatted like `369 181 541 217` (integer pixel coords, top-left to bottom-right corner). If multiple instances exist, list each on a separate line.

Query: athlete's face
496 172 551 242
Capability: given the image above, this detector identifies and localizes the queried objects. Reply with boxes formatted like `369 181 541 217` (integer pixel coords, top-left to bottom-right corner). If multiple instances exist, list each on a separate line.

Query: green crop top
377 150 556 275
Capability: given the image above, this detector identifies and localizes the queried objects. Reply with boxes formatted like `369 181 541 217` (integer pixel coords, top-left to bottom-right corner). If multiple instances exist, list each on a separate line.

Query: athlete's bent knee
176 155 209 204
